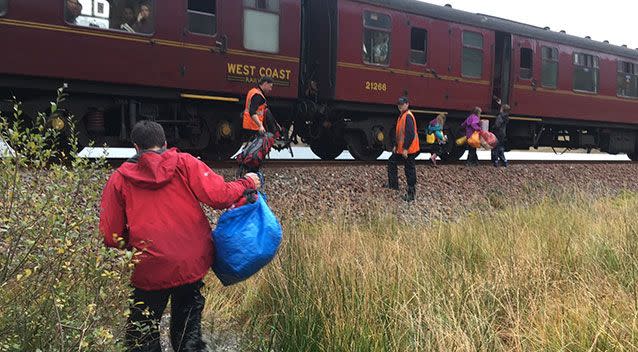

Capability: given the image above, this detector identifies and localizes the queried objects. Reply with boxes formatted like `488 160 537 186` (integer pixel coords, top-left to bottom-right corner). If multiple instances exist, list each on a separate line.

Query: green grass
207 192 638 351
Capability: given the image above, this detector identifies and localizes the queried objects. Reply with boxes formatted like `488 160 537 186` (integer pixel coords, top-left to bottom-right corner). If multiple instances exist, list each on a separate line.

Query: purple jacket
461 114 481 138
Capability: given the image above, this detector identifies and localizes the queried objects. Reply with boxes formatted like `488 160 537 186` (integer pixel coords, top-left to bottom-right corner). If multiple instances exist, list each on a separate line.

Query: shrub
0 89 130 351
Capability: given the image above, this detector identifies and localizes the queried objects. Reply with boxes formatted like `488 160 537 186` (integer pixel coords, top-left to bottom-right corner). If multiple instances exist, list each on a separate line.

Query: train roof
355 0 638 60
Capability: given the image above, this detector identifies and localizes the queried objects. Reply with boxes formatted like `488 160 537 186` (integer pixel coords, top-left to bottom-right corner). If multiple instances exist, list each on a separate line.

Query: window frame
519 47 533 80
361 10 392 67
409 27 428 66
243 0 280 14
572 52 599 94
541 46 559 89
63 0 156 36
461 30 484 79
617 60 638 99
186 0 218 37
0 0 8 17
242 0 281 54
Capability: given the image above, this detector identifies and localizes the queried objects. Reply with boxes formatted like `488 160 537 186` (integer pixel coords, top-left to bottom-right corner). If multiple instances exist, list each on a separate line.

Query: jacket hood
117 148 179 189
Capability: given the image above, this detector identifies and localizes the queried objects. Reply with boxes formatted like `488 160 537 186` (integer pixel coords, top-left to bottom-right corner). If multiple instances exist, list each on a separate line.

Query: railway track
105 158 634 169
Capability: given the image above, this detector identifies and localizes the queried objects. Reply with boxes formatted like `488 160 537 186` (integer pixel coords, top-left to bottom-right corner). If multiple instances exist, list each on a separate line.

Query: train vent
560 30 566 34
585 36 591 39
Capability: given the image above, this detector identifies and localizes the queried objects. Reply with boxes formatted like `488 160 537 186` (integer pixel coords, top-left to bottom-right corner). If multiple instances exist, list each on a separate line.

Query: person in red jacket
99 120 260 352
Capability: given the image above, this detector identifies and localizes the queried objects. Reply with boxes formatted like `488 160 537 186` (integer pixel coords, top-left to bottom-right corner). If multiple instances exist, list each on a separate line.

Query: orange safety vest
242 87 267 131
395 110 420 154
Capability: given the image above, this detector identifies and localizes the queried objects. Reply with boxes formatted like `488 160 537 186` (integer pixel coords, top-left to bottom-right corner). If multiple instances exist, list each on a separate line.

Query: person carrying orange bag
461 107 482 166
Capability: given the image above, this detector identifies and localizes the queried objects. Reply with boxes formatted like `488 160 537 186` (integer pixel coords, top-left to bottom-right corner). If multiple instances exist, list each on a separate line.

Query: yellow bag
426 133 435 144
455 136 467 146
467 131 481 148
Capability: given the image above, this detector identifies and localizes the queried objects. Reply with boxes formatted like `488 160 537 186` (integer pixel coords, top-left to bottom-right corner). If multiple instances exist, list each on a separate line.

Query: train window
65 0 155 34
573 53 599 93
541 47 559 88
188 0 216 36
243 0 280 53
519 48 533 79
617 61 638 98
410 28 427 65
462 31 483 78
362 11 391 65
0 0 7 16
244 0 279 12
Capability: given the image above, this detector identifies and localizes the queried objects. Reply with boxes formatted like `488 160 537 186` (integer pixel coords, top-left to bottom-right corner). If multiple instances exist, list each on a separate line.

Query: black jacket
493 112 510 141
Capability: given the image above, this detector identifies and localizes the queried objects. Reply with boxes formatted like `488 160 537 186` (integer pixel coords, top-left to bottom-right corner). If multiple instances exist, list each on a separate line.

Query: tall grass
211 191 638 351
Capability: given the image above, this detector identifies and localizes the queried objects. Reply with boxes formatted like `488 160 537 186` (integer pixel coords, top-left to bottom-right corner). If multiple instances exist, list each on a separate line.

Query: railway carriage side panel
334 0 494 113
509 34 638 125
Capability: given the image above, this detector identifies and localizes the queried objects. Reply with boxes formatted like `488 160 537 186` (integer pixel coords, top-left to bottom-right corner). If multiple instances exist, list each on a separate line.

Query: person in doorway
427 113 447 167
461 107 482 166
384 96 420 202
99 120 261 351
491 104 511 167
242 76 282 138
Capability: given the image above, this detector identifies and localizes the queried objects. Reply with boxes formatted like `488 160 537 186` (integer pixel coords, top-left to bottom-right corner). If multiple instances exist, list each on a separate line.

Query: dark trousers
264 109 279 134
387 153 417 188
126 281 207 352
491 143 507 165
467 147 479 165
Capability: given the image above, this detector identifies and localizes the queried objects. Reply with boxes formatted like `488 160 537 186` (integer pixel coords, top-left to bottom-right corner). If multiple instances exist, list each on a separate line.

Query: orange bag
426 133 436 144
467 131 481 148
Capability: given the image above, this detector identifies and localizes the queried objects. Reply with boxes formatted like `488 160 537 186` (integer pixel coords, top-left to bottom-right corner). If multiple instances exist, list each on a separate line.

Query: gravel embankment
216 163 638 224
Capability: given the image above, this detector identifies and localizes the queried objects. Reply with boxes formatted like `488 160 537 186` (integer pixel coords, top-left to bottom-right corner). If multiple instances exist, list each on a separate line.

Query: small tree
0 88 130 351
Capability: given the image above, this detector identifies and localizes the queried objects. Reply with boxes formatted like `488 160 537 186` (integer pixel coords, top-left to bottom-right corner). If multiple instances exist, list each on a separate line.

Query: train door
492 31 512 110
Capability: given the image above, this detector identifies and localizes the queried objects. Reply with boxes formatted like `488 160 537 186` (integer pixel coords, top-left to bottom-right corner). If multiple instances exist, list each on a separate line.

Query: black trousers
387 152 418 188
264 109 279 134
467 147 479 165
491 143 507 164
126 281 207 352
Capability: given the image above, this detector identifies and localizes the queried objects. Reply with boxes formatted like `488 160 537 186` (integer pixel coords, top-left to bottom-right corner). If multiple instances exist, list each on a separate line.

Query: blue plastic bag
212 192 282 286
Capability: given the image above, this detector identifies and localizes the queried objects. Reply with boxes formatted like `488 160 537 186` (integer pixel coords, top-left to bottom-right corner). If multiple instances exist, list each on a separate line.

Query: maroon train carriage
0 0 301 160
1 0 637 161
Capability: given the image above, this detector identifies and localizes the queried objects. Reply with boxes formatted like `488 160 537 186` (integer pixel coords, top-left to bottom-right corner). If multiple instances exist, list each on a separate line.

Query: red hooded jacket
99 148 255 290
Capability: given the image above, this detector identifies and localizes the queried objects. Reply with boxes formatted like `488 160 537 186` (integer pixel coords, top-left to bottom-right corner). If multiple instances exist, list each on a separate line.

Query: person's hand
258 125 266 135
392 146 396 153
137 12 143 22
402 150 408 159
244 173 261 188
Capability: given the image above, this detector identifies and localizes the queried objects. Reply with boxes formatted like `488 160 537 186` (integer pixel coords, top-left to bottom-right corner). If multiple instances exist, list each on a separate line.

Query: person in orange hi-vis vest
242 76 281 138
384 96 420 202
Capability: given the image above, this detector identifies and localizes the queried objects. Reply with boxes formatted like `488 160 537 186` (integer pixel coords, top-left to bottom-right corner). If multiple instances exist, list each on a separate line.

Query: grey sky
423 0 638 50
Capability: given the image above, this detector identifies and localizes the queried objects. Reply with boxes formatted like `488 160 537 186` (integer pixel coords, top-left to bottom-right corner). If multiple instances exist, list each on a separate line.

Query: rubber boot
402 186 416 202
383 182 399 190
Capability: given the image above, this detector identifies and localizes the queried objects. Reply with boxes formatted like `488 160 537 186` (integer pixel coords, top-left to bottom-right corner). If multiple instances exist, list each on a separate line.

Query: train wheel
310 142 344 160
345 132 383 161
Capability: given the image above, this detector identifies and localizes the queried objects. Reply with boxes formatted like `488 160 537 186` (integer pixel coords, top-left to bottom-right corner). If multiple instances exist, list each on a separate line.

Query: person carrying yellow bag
426 113 447 167
460 107 482 166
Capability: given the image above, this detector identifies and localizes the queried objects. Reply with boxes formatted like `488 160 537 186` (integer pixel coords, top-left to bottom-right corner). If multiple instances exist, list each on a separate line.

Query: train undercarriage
2 85 637 162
